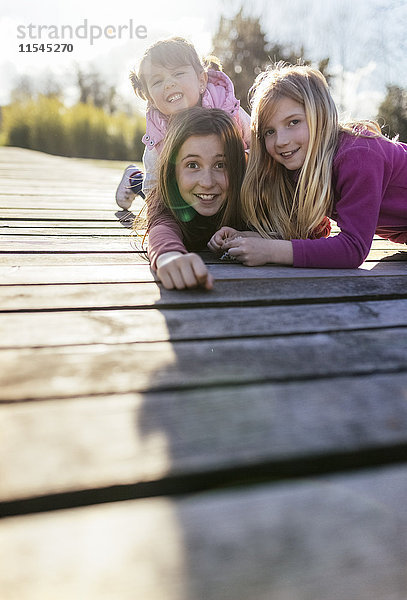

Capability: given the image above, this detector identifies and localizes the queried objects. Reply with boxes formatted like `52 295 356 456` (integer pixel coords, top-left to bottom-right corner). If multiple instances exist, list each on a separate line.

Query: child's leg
116 165 145 210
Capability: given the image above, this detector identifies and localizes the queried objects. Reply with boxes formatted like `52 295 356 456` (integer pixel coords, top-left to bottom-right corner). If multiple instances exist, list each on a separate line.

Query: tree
211 8 330 112
377 85 407 142
75 66 118 113
10 75 35 102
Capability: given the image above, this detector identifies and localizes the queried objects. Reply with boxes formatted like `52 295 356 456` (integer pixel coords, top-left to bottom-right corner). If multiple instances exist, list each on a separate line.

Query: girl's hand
156 252 214 290
207 226 240 252
221 238 294 266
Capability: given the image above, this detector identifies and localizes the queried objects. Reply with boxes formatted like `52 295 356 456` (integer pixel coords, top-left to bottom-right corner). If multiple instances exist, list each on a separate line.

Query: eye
214 161 226 169
175 71 186 77
289 119 300 126
264 129 275 137
151 79 162 87
185 161 199 169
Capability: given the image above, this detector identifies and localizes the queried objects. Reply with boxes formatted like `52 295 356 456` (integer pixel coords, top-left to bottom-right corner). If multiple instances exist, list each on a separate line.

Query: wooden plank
0 253 145 266
0 176 122 184
0 180 119 190
0 466 406 599
0 198 143 211
0 327 406 401
367 249 407 261
1 241 405 264
0 215 404 255
1 233 405 252
0 220 135 229
1 262 407 285
369 240 407 250
1 276 406 311
0 208 135 220
0 228 135 236
0 264 154 284
0 169 123 182
0 169 120 182
0 250 407 268
1 373 407 501
0 183 117 192
1 300 406 348
0 235 135 251
0 250 404 267
0 199 118 210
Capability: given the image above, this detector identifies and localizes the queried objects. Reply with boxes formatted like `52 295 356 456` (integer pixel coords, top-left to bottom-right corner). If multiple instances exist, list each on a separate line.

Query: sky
1 0 407 119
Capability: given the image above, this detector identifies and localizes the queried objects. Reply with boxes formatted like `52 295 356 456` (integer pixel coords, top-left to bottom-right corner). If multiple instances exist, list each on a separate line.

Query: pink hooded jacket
141 69 248 153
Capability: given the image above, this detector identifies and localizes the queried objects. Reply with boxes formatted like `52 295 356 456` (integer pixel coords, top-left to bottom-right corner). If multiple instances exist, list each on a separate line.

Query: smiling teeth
196 194 215 200
281 150 297 157
168 93 182 102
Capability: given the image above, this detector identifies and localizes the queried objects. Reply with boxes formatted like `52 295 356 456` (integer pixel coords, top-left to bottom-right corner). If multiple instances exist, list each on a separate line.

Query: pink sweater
142 69 250 153
147 210 224 270
292 133 407 268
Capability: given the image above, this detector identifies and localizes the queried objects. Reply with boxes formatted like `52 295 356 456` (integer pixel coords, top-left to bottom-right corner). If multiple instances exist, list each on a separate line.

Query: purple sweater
292 132 407 268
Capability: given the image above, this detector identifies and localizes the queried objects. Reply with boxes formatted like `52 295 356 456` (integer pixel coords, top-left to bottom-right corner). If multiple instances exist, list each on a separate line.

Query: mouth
194 193 218 203
167 93 183 103
280 148 299 158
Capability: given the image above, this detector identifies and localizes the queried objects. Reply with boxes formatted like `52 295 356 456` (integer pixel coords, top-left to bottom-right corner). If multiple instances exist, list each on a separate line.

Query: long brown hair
136 107 246 240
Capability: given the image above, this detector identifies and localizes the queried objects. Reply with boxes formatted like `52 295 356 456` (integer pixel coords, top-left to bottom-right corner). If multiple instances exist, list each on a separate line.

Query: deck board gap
2 444 407 519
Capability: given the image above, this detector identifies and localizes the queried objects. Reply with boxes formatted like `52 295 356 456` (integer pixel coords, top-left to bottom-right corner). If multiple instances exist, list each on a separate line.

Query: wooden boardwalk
1 146 407 600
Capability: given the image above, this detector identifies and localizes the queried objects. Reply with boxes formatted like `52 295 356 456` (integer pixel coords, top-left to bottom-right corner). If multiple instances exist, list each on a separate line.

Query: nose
199 168 215 188
275 128 290 147
164 75 176 89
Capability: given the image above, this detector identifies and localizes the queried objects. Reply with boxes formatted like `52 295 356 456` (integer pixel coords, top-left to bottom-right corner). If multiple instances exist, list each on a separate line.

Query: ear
199 70 208 93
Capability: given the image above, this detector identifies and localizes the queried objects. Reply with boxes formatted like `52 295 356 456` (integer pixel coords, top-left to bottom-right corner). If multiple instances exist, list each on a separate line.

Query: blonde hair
130 36 222 104
135 107 245 243
242 63 382 240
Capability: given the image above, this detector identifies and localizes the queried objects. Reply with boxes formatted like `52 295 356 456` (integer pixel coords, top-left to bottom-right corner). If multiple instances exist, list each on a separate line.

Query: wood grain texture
1 147 406 600
1 372 407 501
0 208 134 220
1 275 406 312
0 234 136 251
1 467 406 600
1 327 406 401
0 299 406 347
0 253 143 265
1 259 407 284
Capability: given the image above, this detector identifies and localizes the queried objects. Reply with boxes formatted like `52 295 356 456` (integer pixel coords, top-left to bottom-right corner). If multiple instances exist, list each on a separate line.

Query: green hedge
0 96 146 161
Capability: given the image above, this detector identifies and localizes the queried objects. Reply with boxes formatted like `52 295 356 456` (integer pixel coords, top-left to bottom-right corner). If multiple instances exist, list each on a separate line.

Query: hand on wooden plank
156 252 213 290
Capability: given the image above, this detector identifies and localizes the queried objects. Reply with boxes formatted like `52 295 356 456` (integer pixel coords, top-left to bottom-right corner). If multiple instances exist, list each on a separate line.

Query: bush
0 96 146 161
377 85 407 142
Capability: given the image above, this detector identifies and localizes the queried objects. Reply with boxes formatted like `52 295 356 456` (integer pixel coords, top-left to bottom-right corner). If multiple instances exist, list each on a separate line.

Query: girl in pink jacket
115 36 250 209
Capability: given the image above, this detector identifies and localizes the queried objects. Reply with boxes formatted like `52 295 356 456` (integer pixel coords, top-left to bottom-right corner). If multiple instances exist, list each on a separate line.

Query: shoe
116 165 144 209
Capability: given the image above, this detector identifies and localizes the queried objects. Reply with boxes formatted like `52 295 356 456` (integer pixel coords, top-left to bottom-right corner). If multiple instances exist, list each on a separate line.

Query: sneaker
116 165 144 209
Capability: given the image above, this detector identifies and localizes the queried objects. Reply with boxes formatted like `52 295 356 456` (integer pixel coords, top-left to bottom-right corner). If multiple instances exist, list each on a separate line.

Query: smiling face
263 96 310 171
175 134 228 217
143 59 207 116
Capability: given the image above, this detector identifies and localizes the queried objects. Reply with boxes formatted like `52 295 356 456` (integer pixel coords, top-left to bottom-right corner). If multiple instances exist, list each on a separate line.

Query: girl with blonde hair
209 63 407 268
